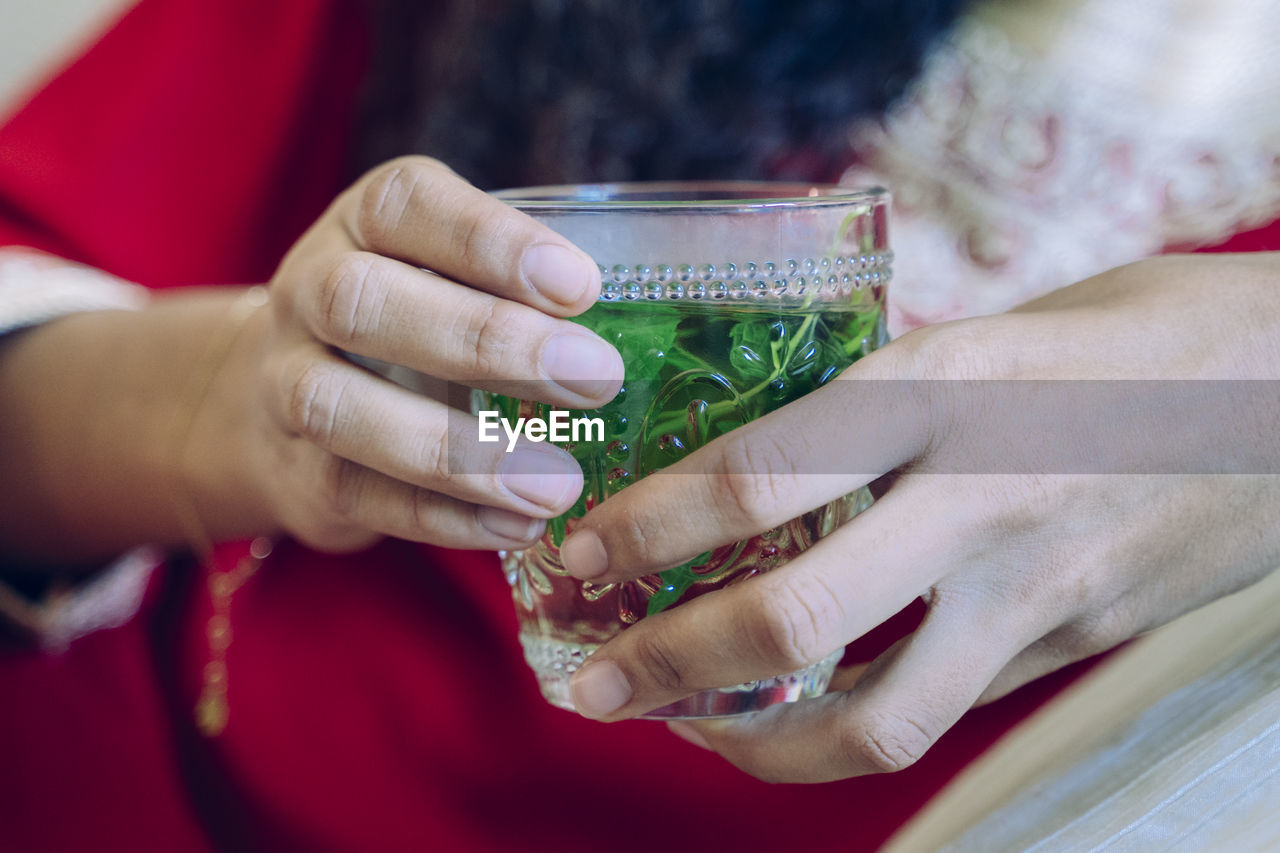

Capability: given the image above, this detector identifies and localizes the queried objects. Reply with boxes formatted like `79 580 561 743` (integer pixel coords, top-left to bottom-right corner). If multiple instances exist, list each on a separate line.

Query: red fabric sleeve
1199 218 1280 254
1 1 1275 851
0 0 369 287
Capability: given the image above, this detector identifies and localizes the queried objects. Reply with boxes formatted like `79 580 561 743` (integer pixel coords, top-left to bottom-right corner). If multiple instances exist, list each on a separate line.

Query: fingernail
571 660 632 718
542 334 621 400
560 529 608 579
499 445 580 510
476 506 543 541
667 721 711 751
521 243 596 306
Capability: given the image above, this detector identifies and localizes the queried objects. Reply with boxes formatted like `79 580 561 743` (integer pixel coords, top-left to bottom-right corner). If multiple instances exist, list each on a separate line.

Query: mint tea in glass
479 182 891 717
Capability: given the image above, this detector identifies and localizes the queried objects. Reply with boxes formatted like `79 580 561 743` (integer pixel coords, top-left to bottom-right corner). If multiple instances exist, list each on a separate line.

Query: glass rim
492 181 888 212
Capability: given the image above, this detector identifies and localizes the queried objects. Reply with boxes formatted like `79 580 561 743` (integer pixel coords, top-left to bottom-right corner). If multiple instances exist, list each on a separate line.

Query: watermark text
477 410 605 452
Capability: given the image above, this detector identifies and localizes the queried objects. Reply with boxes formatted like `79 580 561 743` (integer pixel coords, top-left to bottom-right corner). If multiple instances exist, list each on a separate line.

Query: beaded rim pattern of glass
595 251 894 302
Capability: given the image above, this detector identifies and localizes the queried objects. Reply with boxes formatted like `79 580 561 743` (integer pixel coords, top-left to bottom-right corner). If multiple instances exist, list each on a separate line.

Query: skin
0 156 620 568
3 157 1278 787
557 252 1280 783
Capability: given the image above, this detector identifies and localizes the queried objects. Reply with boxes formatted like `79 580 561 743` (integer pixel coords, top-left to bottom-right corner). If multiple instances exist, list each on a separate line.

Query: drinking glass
479 182 891 717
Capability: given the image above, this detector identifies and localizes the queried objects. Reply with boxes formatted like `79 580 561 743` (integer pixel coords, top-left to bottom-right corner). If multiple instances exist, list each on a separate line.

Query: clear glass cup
480 182 891 718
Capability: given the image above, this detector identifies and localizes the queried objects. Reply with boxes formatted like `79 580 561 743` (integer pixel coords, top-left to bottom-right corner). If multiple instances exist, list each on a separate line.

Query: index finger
665 599 1022 783
337 156 600 316
566 476 960 721
559 371 929 583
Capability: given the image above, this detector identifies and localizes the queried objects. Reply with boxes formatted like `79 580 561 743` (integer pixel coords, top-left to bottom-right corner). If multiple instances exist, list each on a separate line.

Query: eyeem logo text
477 410 605 452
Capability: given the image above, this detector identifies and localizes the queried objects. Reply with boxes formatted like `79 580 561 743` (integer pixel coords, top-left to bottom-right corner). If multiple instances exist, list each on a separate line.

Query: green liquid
481 294 885 619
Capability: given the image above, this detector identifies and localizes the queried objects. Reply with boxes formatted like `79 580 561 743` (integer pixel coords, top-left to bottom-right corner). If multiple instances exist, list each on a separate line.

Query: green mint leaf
646 550 715 617
579 305 681 383
728 320 773 381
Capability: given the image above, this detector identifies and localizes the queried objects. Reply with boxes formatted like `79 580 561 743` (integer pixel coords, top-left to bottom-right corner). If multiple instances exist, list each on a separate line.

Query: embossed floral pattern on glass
485 183 891 718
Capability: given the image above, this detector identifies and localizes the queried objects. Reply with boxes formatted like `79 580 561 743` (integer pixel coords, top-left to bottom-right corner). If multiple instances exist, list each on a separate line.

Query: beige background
0 0 132 117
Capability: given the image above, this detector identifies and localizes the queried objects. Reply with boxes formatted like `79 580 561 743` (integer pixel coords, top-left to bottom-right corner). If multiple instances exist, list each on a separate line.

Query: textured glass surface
485 183 891 717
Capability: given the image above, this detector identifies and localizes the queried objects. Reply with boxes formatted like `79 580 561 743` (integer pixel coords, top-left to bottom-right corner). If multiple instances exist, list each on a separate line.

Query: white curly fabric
0 248 148 335
0 548 163 651
844 0 1280 333
0 248 154 645
872 1 1280 847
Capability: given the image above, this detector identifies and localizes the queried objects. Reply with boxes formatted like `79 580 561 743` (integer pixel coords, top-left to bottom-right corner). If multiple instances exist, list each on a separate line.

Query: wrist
0 287 275 566
178 288 282 548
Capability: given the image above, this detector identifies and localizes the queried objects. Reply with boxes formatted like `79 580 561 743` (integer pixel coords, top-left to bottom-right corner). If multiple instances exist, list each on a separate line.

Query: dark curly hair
358 0 969 189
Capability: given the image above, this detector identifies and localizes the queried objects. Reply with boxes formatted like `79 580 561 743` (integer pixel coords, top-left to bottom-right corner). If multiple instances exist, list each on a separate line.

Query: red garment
1 2 1275 851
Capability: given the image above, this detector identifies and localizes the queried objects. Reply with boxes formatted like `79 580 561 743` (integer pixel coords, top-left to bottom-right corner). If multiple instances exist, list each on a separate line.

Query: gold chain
165 285 271 737
195 536 272 737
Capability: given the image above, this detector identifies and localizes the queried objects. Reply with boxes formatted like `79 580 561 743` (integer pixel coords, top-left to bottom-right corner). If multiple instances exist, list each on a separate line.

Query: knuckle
898 318 1004 382
455 298 515 378
627 628 690 693
838 708 935 774
1034 625 1093 663
603 509 663 572
317 252 381 346
284 358 349 446
1039 605 1134 662
448 194 517 275
975 475 1060 542
714 431 801 529
409 422 448 485
746 580 838 672
1088 609 1139 653
408 486 444 537
717 472 774 531
974 479 1105 614
1033 549 1095 620
357 159 426 247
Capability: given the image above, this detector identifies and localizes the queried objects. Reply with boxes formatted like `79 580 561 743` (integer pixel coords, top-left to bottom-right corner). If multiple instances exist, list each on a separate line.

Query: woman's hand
556 253 1280 783
221 156 622 553
0 157 620 565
